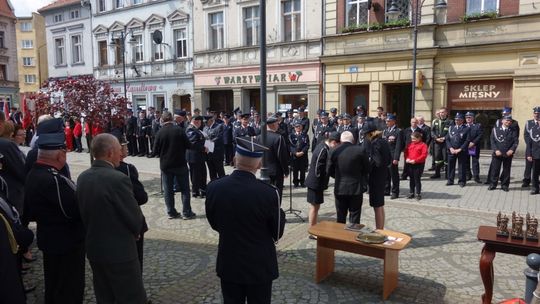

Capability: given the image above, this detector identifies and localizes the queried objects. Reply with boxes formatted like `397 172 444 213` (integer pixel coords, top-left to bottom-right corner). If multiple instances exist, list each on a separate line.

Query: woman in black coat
364 124 392 229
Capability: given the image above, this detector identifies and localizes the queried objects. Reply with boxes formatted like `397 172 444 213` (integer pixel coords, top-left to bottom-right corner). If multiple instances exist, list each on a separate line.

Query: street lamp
387 0 447 118
259 0 269 183
109 30 137 98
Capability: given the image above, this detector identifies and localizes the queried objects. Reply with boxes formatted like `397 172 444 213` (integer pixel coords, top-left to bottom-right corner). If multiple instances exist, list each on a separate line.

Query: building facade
38 0 94 79
193 0 323 116
0 0 19 107
322 0 540 152
16 13 48 96
91 0 194 111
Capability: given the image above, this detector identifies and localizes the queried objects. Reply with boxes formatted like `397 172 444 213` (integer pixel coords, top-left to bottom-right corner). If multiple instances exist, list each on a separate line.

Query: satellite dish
152 30 163 44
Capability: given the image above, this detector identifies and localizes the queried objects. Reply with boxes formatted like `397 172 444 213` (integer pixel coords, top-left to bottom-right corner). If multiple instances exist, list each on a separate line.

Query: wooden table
477 226 540 304
308 221 411 300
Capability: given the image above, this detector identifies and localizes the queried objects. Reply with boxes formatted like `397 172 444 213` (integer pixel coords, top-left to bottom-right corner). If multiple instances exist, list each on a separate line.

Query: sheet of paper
205 140 215 153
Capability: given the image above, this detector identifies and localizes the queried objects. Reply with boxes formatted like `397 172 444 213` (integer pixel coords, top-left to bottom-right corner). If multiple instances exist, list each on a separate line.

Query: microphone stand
284 164 304 222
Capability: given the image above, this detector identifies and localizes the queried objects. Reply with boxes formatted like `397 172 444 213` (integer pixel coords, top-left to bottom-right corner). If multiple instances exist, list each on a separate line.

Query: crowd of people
1 100 540 303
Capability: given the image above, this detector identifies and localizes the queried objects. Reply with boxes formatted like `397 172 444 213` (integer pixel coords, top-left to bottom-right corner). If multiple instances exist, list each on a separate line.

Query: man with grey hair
152 110 195 219
327 131 370 224
77 133 147 304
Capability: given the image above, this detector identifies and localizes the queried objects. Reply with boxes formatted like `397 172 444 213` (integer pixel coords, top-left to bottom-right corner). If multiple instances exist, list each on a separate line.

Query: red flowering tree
30 76 130 161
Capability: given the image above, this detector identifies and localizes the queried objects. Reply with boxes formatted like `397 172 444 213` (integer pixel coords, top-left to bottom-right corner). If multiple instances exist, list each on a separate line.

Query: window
98 0 106 12
133 0 142 4
22 39 33 49
54 38 65 65
71 35 83 64
0 32 4 48
70 9 80 19
22 57 35 66
20 22 32 32
115 0 124 9
385 0 410 21
152 37 164 61
132 35 143 62
98 40 108 66
209 12 224 49
243 6 259 46
346 0 370 26
54 14 63 23
174 29 187 58
282 0 301 42
467 0 498 14
0 65 6 80
113 38 123 64
24 75 37 84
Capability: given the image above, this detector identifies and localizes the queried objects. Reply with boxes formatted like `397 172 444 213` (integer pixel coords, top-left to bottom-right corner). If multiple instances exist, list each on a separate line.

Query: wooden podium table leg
315 244 335 283
383 250 399 300
479 245 496 304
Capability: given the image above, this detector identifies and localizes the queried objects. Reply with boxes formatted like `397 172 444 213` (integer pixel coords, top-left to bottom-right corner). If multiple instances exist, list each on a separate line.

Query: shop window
98 40 108 66
153 95 165 110
134 95 147 109
346 0 370 26
282 0 301 42
278 94 307 112
209 90 233 113
467 0 498 14
209 12 224 49
244 6 259 46
385 0 410 22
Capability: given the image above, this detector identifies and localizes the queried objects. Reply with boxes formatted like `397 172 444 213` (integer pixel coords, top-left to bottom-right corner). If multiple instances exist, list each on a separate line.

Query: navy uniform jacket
205 170 285 284
327 142 370 196
328 116 338 128
313 123 335 149
467 123 484 155
259 130 290 177
491 126 518 155
126 115 138 137
304 142 331 190
419 124 432 146
136 117 151 137
383 125 403 161
25 163 84 254
0 139 26 214
186 124 207 163
77 160 143 264
284 117 295 134
288 132 309 169
249 121 262 136
222 123 234 145
233 125 257 143
446 124 470 150
495 118 520 138
525 121 540 159
204 123 225 159
294 117 310 134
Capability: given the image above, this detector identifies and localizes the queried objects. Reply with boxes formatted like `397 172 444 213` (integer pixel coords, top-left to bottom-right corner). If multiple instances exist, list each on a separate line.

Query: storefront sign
214 71 303 86
113 83 163 93
448 80 512 103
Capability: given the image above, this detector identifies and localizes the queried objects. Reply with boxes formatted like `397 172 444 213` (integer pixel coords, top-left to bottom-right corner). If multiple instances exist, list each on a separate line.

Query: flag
3 99 8 119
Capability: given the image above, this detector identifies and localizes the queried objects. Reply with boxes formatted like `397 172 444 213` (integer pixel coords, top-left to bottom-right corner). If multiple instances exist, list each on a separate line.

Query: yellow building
16 13 48 96
322 0 540 151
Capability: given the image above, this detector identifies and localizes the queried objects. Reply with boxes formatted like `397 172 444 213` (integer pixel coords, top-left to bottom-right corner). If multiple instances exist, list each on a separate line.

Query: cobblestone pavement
23 149 533 304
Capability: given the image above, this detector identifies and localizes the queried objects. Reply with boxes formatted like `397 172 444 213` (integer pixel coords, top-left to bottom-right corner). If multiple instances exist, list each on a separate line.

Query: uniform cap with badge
465 112 475 117
36 118 66 150
267 116 279 124
534 106 540 113
454 113 464 120
502 107 512 114
235 136 269 158
386 114 396 121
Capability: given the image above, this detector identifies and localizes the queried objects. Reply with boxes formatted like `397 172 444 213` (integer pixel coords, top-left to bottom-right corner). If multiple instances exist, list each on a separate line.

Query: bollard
525 253 540 303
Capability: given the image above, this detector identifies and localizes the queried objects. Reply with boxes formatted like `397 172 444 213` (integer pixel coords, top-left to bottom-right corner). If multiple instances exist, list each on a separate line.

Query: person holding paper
186 116 208 198
204 116 225 180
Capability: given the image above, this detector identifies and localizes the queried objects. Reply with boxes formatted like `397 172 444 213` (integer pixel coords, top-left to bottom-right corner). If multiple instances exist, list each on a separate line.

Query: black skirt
307 188 324 205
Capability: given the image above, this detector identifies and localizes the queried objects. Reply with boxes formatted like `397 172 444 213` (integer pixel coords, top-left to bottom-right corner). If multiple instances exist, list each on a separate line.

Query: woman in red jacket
73 118 83 152
405 131 428 200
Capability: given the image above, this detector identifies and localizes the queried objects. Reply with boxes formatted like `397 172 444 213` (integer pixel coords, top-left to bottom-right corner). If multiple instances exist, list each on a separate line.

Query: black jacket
152 123 190 170
446 124 470 150
304 142 330 190
0 139 26 214
525 120 540 160
491 126 518 156
259 130 290 177
116 161 148 234
327 142 370 196
383 125 403 161
186 124 207 163
205 170 285 284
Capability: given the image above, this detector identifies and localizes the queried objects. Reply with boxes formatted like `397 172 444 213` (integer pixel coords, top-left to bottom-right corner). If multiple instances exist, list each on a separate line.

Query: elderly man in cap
25 120 85 303
328 108 338 127
233 113 257 142
336 113 354 134
465 111 483 183
174 110 188 128
312 111 335 149
526 107 540 195
204 115 226 180
446 113 471 187
77 134 147 304
205 136 285 304
523 107 540 188
383 114 403 199
489 115 518 192
294 107 310 134
258 115 290 201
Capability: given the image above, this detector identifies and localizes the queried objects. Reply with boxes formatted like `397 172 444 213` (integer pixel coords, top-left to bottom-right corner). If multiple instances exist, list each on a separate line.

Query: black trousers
224 144 234 165
43 244 85 304
335 194 363 224
136 233 144 271
269 175 284 204
220 280 272 304
524 159 533 183
90 259 147 304
85 134 92 153
408 163 424 195
127 134 138 155
490 156 513 188
447 150 468 184
189 161 207 195
207 154 225 181
532 159 540 191
401 162 409 179
292 165 306 186
385 163 400 195
466 153 480 178
137 136 148 155
74 136 83 152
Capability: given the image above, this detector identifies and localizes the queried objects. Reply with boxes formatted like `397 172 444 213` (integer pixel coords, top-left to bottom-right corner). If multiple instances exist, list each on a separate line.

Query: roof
0 0 15 19
38 0 80 13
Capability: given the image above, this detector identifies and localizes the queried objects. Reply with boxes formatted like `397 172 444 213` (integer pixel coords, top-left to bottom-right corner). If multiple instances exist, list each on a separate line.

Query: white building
193 0 323 116
90 0 193 111
38 0 94 79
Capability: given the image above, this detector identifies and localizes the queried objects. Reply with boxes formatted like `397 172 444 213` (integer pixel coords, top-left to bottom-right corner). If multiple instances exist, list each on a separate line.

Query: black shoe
192 193 199 198
531 190 539 195
168 213 181 219
501 187 509 192
300 184 306 188
483 180 490 185
384 192 390 196
430 174 441 179
390 193 398 199
458 183 465 188
522 182 531 188
467 175 472 181
416 194 422 201
407 193 415 199
183 212 197 220
474 178 482 184
400 176 408 180
446 181 454 186
427 167 435 171
137 154 145 157
488 185 496 190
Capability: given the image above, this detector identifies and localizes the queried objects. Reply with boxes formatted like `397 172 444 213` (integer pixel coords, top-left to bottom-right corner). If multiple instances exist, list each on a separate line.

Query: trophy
496 211 509 237
511 212 524 240
526 213 539 242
